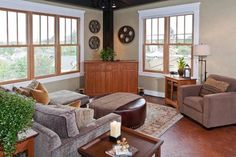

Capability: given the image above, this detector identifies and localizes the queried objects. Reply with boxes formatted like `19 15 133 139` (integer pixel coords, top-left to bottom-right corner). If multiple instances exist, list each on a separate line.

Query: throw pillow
13 86 31 97
68 100 81 108
57 105 95 129
31 83 50 105
34 103 80 138
200 78 230 96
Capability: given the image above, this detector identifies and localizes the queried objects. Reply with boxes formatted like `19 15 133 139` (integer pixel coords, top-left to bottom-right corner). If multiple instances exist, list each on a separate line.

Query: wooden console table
165 75 196 109
84 61 138 96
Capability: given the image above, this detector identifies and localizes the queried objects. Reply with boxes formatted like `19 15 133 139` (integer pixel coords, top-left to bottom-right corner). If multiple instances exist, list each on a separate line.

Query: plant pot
178 69 184 77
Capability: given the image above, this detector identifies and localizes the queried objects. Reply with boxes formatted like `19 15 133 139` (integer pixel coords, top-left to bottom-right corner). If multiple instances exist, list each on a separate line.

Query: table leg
155 148 161 157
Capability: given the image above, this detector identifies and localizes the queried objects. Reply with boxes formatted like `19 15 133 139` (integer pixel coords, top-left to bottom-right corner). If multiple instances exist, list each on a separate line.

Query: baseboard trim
144 89 165 98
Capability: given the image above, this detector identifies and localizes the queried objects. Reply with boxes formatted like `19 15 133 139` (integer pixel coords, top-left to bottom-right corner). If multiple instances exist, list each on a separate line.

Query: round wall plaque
89 20 101 33
89 36 100 49
118 26 135 44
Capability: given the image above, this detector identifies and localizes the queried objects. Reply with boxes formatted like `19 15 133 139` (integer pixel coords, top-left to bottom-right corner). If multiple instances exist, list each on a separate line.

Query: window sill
139 71 165 78
3 72 83 89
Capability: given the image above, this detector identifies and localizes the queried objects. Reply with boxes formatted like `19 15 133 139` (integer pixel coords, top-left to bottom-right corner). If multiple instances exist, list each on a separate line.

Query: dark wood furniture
0 130 38 157
165 75 196 109
78 127 163 157
84 61 138 96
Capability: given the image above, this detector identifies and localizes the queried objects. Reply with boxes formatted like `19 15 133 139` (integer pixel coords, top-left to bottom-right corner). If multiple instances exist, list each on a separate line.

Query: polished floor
144 95 236 157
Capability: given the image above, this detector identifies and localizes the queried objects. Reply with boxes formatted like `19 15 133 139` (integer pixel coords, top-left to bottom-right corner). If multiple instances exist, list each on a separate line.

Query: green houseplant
0 91 35 157
99 47 116 61
177 57 186 77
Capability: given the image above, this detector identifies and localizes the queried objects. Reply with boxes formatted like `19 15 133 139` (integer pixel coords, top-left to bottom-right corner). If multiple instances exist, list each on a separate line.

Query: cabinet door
119 63 138 94
105 63 119 93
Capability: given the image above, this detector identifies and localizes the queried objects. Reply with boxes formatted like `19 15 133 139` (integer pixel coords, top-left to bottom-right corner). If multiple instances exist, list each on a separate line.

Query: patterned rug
135 102 183 138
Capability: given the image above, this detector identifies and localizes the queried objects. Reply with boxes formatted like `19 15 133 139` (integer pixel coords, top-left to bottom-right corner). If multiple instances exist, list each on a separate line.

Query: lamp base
109 135 121 142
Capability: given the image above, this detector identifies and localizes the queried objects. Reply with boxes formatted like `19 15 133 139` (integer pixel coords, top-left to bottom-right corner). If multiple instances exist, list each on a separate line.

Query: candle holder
109 121 121 142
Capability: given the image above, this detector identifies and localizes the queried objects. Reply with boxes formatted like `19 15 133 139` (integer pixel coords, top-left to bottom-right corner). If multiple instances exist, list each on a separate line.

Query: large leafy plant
0 91 34 157
100 47 116 61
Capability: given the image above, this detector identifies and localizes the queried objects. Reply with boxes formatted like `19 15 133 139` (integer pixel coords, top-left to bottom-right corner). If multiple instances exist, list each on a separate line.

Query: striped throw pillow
200 78 229 96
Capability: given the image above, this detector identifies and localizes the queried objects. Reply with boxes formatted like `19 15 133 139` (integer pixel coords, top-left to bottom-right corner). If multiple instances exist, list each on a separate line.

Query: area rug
135 102 183 138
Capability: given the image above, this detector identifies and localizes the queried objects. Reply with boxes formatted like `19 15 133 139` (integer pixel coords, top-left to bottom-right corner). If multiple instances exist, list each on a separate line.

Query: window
0 10 28 82
59 17 79 73
33 14 56 77
139 3 200 77
144 14 193 73
0 5 82 84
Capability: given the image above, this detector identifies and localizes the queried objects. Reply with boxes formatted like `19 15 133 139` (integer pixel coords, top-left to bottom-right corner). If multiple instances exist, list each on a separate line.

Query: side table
0 129 38 157
165 75 196 109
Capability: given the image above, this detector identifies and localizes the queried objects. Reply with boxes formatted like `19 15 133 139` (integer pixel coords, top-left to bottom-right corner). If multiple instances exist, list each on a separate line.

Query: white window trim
0 0 85 85
138 2 200 79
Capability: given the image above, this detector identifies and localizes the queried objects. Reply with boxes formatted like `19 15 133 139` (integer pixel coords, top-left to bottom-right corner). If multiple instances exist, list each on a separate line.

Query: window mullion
56 16 61 75
164 17 170 74
28 12 34 80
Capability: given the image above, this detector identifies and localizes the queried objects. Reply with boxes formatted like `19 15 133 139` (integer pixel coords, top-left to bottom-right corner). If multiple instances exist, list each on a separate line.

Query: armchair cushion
184 96 203 112
200 78 229 96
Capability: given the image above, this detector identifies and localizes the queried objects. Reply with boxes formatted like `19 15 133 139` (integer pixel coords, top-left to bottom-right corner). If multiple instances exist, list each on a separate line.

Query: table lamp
194 44 210 83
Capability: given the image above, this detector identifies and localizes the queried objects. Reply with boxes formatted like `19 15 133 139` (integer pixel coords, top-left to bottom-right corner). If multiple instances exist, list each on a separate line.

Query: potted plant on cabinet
0 91 35 157
177 57 186 77
100 47 116 61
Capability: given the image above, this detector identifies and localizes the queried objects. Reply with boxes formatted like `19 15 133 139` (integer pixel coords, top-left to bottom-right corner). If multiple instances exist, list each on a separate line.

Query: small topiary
100 47 116 61
0 91 35 157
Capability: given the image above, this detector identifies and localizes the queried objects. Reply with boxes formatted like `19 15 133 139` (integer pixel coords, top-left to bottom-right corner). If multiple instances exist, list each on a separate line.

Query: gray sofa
33 104 121 157
179 74 236 128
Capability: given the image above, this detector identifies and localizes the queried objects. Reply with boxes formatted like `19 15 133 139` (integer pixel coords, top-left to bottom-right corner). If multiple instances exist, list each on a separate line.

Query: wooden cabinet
165 76 196 109
84 61 138 96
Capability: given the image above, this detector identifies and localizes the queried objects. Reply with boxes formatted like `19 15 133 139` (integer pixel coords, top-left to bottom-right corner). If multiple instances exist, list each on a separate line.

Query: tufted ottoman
89 93 146 129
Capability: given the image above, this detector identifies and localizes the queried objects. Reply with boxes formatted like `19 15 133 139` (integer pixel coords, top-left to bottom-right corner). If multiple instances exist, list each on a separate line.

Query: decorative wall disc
118 26 135 44
89 20 101 33
89 36 100 49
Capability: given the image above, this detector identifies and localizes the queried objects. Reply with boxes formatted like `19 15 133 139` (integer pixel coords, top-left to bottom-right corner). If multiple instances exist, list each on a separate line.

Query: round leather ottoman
91 94 146 129
114 98 146 129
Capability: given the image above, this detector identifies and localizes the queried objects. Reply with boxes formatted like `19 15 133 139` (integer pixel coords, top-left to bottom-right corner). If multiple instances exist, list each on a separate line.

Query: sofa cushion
184 96 203 112
200 78 229 96
49 90 89 106
34 103 79 138
57 105 95 129
209 74 236 92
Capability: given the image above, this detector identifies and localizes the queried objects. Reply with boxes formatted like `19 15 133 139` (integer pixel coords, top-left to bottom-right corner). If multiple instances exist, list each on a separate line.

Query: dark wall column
103 10 113 49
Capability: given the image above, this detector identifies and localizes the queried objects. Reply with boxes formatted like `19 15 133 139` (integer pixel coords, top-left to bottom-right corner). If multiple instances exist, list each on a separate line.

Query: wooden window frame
143 14 194 74
58 16 80 75
0 8 81 85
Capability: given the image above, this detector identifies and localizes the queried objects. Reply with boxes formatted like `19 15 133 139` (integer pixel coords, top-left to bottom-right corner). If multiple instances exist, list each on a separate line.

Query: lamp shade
194 44 210 56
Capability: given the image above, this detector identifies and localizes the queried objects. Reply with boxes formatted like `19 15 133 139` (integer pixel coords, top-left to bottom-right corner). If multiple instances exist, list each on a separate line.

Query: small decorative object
183 64 191 78
105 137 138 157
109 121 121 142
89 20 101 33
118 25 135 44
100 47 116 61
117 138 129 151
177 57 186 77
89 36 100 49
0 91 35 157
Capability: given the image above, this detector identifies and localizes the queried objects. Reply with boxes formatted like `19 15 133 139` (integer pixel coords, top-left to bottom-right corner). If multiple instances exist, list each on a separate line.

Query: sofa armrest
179 84 202 112
203 92 236 128
32 122 62 157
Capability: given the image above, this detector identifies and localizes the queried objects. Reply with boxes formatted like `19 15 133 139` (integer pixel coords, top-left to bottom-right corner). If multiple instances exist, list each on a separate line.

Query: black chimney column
103 9 114 49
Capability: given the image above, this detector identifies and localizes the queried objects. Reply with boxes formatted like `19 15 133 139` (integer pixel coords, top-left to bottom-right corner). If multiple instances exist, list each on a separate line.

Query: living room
0 0 236 157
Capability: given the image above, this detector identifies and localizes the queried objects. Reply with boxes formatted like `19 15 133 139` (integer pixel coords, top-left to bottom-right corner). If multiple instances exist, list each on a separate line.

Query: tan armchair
179 74 236 128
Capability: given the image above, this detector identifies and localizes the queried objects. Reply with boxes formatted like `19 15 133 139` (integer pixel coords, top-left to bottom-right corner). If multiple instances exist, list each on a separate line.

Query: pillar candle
110 121 121 138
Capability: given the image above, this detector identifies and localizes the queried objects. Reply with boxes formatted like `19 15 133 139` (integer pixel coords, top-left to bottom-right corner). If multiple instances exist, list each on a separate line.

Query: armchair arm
32 122 62 157
178 84 202 112
203 92 236 128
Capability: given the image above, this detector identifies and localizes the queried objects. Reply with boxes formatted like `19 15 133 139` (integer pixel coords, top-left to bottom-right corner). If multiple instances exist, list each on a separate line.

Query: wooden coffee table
78 127 163 157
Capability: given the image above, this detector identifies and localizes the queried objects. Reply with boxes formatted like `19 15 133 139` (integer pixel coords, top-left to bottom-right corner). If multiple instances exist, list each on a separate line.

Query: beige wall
114 0 236 93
